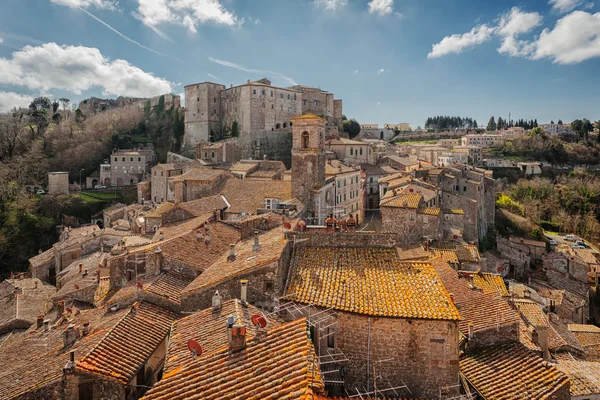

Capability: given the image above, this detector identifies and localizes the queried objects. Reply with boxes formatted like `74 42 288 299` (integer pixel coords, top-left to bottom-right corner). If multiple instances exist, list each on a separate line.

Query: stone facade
150 164 184 204
183 79 342 154
196 141 242 166
381 206 440 243
104 149 155 187
48 172 70 195
497 236 532 280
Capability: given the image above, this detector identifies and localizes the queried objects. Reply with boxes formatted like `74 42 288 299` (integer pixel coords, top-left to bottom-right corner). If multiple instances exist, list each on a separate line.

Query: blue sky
1 0 599 128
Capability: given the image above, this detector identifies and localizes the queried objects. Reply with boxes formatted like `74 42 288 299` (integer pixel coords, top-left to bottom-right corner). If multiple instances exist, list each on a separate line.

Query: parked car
575 240 589 248
564 234 577 242
96 185 106 189
572 245 586 249
548 239 558 246
36 190 46 195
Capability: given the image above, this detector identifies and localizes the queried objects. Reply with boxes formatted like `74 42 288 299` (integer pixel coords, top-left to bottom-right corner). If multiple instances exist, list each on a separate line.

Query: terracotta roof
470 271 509 296
164 299 283 374
417 207 440 216
455 244 480 263
430 258 520 336
152 214 213 241
220 179 292 214
0 306 129 399
230 161 258 172
568 324 600 346
326 138 365 146
325 160 357 177
77 302 178 384
182 228 287 295
429 249 459 264
380 192 423 209
171 168 229 183
397 245 430 261
145 202 175 219
461 343 569 400
28 248 54 267
555 356 600 397
141 318 324 400
285 247 460 320
291 113 327 122
0 278 57 334
444 209 464 215
144 272 193 305
177 195 229 217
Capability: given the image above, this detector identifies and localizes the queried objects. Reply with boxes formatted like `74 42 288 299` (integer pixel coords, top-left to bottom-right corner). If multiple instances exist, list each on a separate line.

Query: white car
548 239 558 246
36 190 46 195
564 234 577 242
96 185 106 189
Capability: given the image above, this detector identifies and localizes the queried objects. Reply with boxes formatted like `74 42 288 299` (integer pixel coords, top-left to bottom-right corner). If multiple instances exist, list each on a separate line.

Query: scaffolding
346 358 411 399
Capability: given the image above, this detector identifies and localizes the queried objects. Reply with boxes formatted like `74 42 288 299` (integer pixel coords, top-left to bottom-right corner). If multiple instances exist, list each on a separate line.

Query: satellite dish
187 339 203 359
497 266 505 273
137 281 143 289
284 222 291 230
251 314 267 329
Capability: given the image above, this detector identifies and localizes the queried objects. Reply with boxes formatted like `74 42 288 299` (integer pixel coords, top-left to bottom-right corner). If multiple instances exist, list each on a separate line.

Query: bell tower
291 114 327 214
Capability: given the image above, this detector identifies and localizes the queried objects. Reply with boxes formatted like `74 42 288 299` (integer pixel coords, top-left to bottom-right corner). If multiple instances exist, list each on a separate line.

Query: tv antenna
187 339 203 360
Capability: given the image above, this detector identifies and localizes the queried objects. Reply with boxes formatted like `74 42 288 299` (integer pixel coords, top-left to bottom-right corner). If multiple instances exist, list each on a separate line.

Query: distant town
1 76 600 400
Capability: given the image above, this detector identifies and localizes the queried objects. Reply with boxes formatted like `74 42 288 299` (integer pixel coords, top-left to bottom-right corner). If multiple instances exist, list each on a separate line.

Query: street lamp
79 169 84 192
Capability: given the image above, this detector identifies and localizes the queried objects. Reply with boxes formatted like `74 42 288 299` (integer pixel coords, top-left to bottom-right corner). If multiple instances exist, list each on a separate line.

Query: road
544 232 600 253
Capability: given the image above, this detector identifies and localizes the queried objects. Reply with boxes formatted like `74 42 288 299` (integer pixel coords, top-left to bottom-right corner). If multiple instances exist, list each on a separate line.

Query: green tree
342 118 361 139
231 121 240 137
486 116 496 131
557 119 563 125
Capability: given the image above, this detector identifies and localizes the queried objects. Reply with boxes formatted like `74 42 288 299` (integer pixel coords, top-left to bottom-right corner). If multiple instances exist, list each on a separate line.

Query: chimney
535 325 550 361
37 315 45 329
63 324 80 348
43 319 50 332
212 290 222 311
95 270 101 284
228 244 237 262
252 231 261 252
63 350 76 374
227 315 247 353
19 273 24 280
82 322 91 336
79 263 83 273
468 324 474 340
83 269 88 276
240 279 248 305
34 280 38 289
57 300 65 315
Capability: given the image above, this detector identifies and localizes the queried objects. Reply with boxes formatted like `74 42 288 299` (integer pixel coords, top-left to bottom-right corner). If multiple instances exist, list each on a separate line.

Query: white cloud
368 0 394 16
178 92 185 107
497 7 542 56
207 73 221 81
208 57 297 86
0 43 173 98
549 0 583 13
428 24 495 58
254 18 261 25
353 69 359 75
0 91 34 112
133 0 240 35
0 37 3 44
314 0 348 11
532 11 600 63
50 0 117 10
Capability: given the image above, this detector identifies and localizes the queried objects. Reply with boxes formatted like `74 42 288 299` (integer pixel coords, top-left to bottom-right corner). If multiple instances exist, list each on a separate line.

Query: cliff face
78 94 181 116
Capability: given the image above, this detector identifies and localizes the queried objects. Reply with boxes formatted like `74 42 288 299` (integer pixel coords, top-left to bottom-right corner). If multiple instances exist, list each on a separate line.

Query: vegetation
0 94 183 274
342 116 361 139
424 116 477 130
496 173 600 241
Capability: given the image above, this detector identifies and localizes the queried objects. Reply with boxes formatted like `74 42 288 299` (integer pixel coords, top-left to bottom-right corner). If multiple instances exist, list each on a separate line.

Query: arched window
276 123 281 129
301 132 310 149
283 122 287 128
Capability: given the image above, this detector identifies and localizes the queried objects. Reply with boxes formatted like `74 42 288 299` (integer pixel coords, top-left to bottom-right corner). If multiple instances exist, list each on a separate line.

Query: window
272 104 274 109
314 100 319 106
114 157 118 162
262 103 265 108
253 89 256 95
204 152 208 158
214 98 216 103
463 186 467 192
344 193 346 201
264 279 274 292
287 107 290 112
410 213 415 221
294 94 297 100
280 105 283 111
138 157 141 161
327 327 335 348
350 148 354 156
370 177 373 183
122 157 125 162
423 215 429 223
360 148 363 155
72 253 77 260
303 99 307 106
130 157 133 162
78 382 93 400
280 93 283 98
265 198 272 209
212 152 215 158
270 91 273 97
370 187 373 194
287 94 290 99
344 179 347 186
301 132 310 149
197 97 199 102
337 180 340 188
261 90 265 95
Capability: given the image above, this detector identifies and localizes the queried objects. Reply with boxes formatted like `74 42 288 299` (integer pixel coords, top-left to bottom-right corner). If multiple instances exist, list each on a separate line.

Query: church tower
291 114 327 215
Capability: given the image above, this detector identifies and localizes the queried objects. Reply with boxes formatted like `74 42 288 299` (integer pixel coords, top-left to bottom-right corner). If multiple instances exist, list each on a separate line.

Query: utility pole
79 169 84 192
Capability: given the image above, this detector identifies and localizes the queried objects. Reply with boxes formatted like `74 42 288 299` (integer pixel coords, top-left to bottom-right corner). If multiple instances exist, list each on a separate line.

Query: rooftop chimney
79 263 83 273
63 324 80 348
212 290 222 311
63 350 76 374
228 244 237 262
535 325 550 361
57 300 65 315
240 280 248 305
227 315 247 353
82 322 91 336
468 324 474 340
37 315 44 329
252 231 261 252
43 319 50 332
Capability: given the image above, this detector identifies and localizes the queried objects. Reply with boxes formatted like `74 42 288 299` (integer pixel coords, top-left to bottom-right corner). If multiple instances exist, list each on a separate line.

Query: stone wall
334 313 460 399
236 130 293 168
497 236 531 280
137 181 151 204
381 206 440 243
287 232 398 248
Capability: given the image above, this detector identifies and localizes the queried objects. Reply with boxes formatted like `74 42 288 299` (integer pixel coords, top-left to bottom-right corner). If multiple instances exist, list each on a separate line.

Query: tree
486 116 496 131
551 120 555 124
230 121 240 137
342 118 361 139
558 119 563 125
473 119 478 129
59 98 70 112
571 119 593 142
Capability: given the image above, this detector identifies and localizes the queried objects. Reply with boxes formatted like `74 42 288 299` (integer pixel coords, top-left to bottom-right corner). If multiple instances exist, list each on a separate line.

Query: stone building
325 160 364 224
428 165 495 245
325 138 374 165
359 126 396 141
182 78 342 153
100 148 156 187
282 232 461 398
196 141 241 166
229 159 286 180
453 145 483 164
461 133 505 148
171 168 230 204
48 171 70 195
380 189 441 243
361 164 390 210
